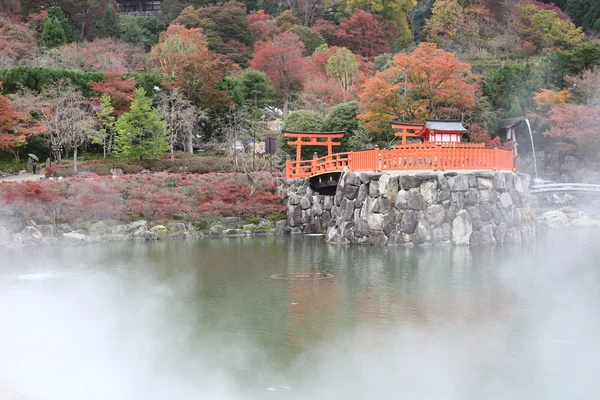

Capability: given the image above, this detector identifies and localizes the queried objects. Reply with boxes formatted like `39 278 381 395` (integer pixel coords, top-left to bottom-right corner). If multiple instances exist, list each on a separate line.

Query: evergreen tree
94 2 120 38
113 88 169 159
95 93 116 158
39 17 67 49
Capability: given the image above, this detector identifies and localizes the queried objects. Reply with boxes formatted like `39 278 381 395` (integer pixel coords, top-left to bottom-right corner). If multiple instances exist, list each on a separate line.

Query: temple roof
500 116 526 129
424 120 466 132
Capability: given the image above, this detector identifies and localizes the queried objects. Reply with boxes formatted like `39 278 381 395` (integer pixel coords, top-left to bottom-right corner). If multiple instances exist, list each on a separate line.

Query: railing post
285 159 291 178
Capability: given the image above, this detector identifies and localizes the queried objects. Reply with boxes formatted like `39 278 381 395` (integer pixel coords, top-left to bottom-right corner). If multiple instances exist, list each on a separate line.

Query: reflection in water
0 232 599 399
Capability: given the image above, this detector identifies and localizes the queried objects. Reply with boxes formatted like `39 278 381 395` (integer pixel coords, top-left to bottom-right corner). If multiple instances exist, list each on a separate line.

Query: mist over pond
1 232 600 399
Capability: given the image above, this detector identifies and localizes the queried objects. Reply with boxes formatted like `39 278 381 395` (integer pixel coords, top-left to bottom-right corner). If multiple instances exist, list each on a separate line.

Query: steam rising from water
1 234 599 400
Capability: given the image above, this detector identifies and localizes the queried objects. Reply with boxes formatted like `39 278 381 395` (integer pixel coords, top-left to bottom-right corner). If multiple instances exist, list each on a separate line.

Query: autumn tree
545 103 600 158
248 10 277 38
147 25 234 111
113 88 168 160
0 16 37 65
250 32 308 115
359 42 477 130
0 83 27 154
59 38 146 73
159 88 206 158
89 72 136 115
282 0 325 26
331 0 415 46
516 2 583 53
336 10 395 61
39 81 96 170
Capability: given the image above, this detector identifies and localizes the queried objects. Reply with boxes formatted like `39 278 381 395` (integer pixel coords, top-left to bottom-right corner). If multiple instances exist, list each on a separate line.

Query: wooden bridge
531 183 600 195
285 142 515 179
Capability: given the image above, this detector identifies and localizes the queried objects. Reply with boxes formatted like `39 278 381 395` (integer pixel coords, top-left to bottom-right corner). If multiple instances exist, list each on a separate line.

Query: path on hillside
0 173 44 183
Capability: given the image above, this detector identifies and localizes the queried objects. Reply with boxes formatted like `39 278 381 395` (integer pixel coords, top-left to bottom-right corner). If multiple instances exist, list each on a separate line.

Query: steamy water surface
1 232 600 399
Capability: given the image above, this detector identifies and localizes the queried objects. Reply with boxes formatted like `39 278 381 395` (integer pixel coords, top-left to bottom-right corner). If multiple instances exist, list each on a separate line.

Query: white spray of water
525 119 539 181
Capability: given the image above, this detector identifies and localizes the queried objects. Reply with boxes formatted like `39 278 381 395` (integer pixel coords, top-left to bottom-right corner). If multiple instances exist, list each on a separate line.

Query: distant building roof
425 120 467 132
500 116 526 129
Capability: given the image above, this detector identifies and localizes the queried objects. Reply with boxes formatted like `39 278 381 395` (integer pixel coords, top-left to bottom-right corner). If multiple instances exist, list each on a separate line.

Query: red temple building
390 120 467 144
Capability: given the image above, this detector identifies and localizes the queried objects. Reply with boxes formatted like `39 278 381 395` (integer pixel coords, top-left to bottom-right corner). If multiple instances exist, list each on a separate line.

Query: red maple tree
250 32 308 115
0 83 28 153
336 10 395 61
90 72 136 115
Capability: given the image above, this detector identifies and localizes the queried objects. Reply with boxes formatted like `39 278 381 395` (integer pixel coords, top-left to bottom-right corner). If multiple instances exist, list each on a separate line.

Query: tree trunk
108 130 114 155
170 141 175 162
187 131 194 154
73 147 78 171
283 98 289 117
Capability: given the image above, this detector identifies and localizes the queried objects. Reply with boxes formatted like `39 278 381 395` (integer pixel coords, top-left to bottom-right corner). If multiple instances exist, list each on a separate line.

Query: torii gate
390 122 423 145
283 131 345 160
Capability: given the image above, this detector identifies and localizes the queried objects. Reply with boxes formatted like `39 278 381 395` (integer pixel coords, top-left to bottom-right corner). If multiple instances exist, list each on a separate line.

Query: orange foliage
0 82 28 152
533 88 572 111
248 10 276 38
89 72 136 115
546 104 600 157
359 42 478 131
147 25 234 110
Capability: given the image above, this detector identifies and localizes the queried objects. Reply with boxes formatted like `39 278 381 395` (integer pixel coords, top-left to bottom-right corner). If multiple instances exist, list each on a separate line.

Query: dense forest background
0 0 599 168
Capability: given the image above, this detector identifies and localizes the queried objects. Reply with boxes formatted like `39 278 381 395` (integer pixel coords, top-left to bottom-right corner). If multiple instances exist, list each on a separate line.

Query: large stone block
451 210 472 246
400 210 418 234
355 184 368 207
414 220 432 245
493 172 507 192
425 204 445 227
369 230 388 246
395 189 425 210
448 175 469 191
399 174 422 190
373 197 393 214
420 180 438 205
367 213 384 231
383 209 400 235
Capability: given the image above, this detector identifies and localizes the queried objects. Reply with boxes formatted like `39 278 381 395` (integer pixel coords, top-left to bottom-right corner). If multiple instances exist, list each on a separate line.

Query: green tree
93 2 120 38
46 6 78 42
113 88 168 159
288 25 326 55
281 110 324 158
38 17 67 49
325 47 359 95
322 101 368 151
118 15 167 47
95 93 115 158
373 53 394 73
516 4 583 52
545 42 600 87
482 64 546 111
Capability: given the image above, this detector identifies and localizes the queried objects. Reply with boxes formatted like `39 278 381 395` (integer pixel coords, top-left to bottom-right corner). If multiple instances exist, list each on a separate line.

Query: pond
1 232 599 399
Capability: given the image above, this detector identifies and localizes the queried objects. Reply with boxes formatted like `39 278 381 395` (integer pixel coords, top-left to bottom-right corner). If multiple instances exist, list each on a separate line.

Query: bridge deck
285 143 514 179
531 183 600 194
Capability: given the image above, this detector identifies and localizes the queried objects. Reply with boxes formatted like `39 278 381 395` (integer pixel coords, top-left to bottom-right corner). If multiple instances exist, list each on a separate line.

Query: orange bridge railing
285 143 514 179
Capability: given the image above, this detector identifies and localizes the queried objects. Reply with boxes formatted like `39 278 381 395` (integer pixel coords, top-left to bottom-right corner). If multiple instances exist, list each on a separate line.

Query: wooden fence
285 143 514 179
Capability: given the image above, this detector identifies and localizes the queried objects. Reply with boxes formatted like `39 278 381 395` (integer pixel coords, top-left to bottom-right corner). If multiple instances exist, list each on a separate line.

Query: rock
479 225 496 245
345 172 362 187
20 226 43 241
400 210 418 234
0 217 24 233
394 189 424 210
62 232 89 243
0 226 11 242
369 181 379 198
355 184 368 206
89 221 109 236
208 225 224 235
493 173 507 192
150 225 168 233
168 222 187 232
326 227 342 243
452 210 472 246
442 223 451 240
288 205 302 227
288 192 300 205
514 175 524 194
110 168 123 176
275 220 288 233
432 227 443 244
499 192 513 209
382 209 400 235
290 227 302 235
373 197 393 214
570 218 600 228
504 227 522 244
342 199 355 221
542 210 570 228
223 229 244 236
466 206 482 231
361 196 373 217
323 196 334 210
369 230 388 245
425 205 445 227
220 217 241 228
465 188 480 205
399 174 422 190
387 230 404 246
448 175 469 191
356 218 371 237
437 188 451 203
420 180 437 205
495 222 507 243
477 177 493 190
414 220 432 245
387 177 399 204
300 196 312 210
561 155 577 174
130 220 147 229
344 184 360 200
378 174 391 198
367 213 384 231
36 225 55 237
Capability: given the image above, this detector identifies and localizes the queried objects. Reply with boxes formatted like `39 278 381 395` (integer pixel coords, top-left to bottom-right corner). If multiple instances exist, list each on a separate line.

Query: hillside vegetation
0 0 599 168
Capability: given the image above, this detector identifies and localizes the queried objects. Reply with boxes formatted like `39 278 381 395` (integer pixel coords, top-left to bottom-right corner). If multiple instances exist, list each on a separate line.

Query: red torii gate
390 121 423 145
283 131 345 161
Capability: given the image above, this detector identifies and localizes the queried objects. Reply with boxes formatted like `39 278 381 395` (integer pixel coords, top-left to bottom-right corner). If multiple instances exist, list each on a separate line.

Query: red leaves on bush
0 173 286 224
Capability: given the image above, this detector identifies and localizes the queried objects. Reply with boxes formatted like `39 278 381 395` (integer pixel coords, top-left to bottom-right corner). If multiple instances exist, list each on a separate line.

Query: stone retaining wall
282 171 536 246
